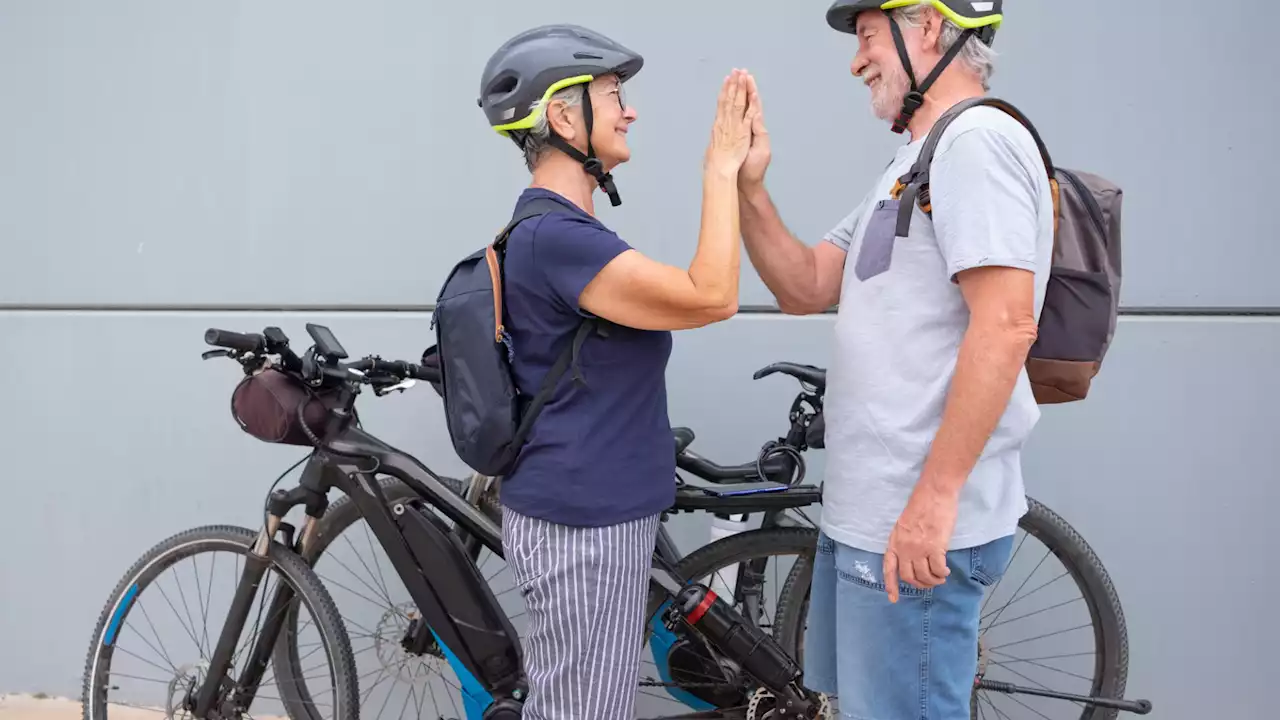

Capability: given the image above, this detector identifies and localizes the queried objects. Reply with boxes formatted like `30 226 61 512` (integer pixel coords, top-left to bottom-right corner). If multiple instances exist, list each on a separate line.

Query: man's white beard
870 62 910 123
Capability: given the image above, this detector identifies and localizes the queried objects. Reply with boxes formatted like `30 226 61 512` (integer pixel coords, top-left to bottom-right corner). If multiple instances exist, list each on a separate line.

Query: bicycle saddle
672 426 696 455
752 362 827 391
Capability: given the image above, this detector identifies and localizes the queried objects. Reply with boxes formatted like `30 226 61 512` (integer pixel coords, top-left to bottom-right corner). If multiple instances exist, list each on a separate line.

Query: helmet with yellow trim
825 0 1002 133
478 24 644 206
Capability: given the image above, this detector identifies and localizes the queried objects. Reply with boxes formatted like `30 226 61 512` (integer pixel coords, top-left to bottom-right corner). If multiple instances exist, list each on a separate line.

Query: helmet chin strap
547 84 623 206
886 16 975 135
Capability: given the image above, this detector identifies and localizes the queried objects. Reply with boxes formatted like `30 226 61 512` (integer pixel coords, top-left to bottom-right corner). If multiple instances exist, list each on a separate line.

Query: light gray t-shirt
820 106 1054 554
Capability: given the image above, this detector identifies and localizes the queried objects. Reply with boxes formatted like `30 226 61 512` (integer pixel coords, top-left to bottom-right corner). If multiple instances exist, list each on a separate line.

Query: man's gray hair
516 85 584 172
893 6 997 90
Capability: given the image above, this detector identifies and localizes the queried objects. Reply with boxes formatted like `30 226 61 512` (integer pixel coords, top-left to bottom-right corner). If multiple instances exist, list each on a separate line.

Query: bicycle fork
189 513 307 719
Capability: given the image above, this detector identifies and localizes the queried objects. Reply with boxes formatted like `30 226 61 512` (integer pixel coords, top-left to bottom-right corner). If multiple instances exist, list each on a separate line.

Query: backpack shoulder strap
485 196 578 344
510 317 600 448
889 97 1054 238
494 196 574 247
489 196 611 448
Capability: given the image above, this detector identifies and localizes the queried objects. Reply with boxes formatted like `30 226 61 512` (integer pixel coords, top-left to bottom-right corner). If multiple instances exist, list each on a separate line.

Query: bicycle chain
638 680 833 720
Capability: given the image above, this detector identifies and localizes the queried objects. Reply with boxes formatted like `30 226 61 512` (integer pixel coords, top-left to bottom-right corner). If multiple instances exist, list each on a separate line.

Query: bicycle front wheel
772 497 1130 720
81 525 359 720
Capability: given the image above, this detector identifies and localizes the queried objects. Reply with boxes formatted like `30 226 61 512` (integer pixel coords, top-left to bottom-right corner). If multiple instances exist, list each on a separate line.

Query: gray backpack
890 96 1124 404
424 197 603 476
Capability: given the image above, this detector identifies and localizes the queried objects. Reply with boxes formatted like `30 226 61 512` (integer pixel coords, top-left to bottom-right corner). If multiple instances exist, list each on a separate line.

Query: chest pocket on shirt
853 198 902 282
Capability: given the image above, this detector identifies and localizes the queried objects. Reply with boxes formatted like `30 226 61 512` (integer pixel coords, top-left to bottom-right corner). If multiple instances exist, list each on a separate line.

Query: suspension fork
191 477 332 717
190 517 292 717
228 480 333 711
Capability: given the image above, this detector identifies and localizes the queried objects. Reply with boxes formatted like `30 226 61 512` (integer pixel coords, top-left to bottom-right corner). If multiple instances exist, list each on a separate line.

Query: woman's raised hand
705 69 757 176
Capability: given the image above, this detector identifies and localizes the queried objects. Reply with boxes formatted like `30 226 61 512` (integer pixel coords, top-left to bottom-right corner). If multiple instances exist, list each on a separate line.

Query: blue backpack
422 198 603 477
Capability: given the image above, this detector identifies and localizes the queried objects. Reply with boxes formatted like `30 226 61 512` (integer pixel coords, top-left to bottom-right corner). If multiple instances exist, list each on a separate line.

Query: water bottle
707 512 750 600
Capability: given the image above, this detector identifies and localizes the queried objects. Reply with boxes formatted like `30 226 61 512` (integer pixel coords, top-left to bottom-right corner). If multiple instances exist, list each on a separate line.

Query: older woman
476 24 756 720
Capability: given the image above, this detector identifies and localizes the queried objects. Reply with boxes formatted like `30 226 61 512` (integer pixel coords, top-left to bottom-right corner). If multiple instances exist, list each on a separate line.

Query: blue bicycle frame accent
425 606 713 720
431 627 495 720
648 599 717 711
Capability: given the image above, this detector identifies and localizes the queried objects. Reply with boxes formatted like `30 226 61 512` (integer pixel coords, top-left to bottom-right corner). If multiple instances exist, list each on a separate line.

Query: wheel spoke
86 530 351 720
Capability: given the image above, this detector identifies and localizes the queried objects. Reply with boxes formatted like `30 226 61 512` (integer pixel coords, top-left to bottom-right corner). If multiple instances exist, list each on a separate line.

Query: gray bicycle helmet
479 24 644 206
825 0 1002 133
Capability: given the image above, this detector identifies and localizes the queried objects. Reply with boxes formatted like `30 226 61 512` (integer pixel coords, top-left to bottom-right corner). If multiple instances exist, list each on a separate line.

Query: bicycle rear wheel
81 525 358 720
772 497 1130 720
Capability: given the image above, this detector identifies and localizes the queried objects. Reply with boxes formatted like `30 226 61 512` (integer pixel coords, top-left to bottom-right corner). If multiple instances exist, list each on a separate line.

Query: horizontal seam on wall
1 304 1280 317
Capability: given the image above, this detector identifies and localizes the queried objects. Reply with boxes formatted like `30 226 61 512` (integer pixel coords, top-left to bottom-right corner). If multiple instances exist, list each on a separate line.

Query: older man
736 1 1052 717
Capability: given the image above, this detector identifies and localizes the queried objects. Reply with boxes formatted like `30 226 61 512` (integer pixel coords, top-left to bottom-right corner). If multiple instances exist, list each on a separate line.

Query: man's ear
921 8 945 52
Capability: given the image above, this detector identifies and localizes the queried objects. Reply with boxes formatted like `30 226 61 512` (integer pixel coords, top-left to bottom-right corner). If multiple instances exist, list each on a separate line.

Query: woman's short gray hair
515 85 584 172
893 6 997 90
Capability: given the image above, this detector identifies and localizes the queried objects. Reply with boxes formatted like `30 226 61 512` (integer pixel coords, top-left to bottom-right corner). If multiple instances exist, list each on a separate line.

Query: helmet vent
573 51 603 60
486 73 519 100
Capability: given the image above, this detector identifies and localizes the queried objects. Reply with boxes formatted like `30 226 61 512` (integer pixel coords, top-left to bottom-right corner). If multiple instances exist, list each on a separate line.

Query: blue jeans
802 531 1014 720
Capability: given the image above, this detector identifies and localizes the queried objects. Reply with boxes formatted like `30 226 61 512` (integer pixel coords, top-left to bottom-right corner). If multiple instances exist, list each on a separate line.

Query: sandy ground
0 694 289 720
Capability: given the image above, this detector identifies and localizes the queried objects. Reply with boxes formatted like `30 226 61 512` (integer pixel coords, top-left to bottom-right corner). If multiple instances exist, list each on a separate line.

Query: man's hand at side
883 484 957 603
883 264 1039 603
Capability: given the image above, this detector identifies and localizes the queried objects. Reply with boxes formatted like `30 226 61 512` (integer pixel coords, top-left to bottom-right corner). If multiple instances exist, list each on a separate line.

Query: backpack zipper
1055 168 1107 240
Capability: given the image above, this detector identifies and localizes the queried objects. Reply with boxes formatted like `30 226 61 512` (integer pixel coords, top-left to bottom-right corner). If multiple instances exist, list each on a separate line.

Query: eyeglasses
592 83 627 111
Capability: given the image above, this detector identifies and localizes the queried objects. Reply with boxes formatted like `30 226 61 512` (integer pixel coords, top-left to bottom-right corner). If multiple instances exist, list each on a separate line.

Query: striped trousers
502 506 661 720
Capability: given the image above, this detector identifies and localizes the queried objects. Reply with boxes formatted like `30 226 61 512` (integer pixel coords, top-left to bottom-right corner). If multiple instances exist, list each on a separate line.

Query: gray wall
1 1 1276 718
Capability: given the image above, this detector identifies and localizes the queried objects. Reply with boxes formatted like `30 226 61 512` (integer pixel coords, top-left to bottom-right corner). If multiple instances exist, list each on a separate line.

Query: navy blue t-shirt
499 188 676 527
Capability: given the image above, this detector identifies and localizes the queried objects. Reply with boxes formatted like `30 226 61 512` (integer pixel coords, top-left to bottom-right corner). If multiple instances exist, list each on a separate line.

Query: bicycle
80 323 1153 720
81 323 834 720
443 364 1155 720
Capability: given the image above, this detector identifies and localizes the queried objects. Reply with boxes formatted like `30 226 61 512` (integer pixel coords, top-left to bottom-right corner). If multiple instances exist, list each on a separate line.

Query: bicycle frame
190 386 822 720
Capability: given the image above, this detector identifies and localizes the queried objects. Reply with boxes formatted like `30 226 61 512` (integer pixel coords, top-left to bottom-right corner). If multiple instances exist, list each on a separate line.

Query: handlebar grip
408 363 440 384
380 359 441 384
205 328 265 353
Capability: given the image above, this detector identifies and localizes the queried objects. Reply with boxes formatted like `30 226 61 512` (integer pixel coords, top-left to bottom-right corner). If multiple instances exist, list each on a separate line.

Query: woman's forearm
686 164 742 311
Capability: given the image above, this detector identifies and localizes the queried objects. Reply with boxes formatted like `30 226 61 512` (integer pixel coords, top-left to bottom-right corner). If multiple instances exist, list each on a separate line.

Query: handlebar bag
230 367 355 446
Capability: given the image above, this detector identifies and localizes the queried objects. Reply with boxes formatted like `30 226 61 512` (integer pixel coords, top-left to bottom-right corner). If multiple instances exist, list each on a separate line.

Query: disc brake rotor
374 602 445 685
166 661 210 720
745 687 834 720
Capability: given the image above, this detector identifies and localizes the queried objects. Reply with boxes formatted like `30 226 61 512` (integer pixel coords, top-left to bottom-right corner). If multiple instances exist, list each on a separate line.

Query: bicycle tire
771 497 1130 720
81 525 359 720
653 525 820 617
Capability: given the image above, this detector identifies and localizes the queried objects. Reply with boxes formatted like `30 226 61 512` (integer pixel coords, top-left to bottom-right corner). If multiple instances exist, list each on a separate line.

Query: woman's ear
546 99 578 143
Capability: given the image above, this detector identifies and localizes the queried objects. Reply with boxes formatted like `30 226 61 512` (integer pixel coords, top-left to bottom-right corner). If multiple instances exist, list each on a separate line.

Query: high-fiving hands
705 69 757 176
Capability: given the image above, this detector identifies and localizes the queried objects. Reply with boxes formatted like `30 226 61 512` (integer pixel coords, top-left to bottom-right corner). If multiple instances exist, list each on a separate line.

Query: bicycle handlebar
203 323 819 485
203 323 441 390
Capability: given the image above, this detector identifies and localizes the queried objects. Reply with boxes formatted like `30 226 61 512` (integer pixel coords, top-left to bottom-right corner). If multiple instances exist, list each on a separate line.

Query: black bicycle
80 323 1152 720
